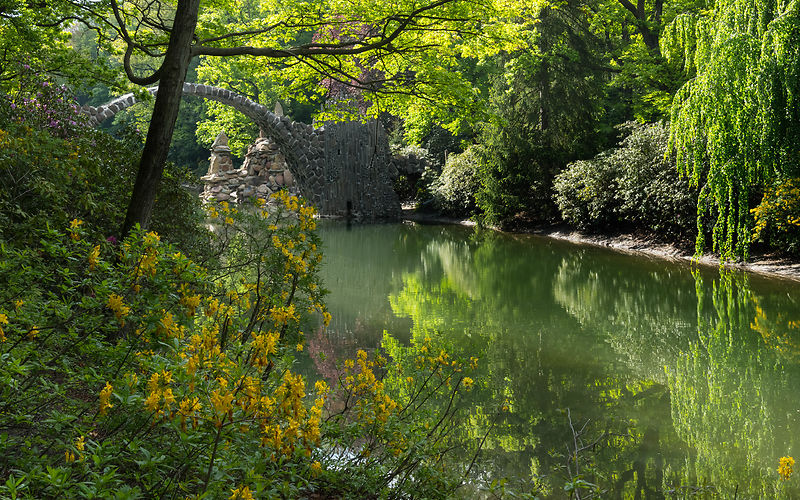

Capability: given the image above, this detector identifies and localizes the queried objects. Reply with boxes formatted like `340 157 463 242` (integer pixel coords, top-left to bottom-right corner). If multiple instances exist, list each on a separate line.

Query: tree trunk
121 0 201 236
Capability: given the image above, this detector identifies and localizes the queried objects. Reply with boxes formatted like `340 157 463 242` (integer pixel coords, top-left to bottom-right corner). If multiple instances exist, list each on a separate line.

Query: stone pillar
200 133 297 205
207 131 233 175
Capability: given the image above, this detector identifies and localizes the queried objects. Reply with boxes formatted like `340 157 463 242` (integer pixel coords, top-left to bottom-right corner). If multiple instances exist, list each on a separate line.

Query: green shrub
552 154 621 230
614 123 696 238
0 76 209 259
432 146 483 216
553 123 696 237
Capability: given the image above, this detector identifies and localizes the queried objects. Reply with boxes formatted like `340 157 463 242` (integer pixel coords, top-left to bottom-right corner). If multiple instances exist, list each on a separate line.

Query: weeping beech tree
663 0 800 259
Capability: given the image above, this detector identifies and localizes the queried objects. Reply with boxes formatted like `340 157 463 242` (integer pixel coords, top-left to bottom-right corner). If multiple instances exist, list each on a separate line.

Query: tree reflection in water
313 222 800 497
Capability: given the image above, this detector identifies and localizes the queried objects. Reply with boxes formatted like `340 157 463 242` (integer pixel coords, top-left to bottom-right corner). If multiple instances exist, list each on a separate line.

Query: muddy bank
401 208 800 283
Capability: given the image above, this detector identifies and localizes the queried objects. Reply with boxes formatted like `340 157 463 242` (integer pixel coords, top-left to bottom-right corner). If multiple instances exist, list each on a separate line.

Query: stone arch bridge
82 83 412 220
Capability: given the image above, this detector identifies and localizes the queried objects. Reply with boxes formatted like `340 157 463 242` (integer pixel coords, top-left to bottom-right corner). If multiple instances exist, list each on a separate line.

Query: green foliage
554 123 696 237
0 77 208 258
664 0 800 258
432 146 484 216
0 3 119 93
553 154 622 230
475 3 609 227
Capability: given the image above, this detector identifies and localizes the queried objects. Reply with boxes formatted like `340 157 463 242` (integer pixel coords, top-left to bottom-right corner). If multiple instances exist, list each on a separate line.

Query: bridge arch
82 83 400 220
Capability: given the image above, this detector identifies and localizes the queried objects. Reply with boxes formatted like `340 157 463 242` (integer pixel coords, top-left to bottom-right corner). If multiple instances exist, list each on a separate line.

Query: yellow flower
229 485 254 500
88 245 101 271
99 382 114 415
296 342 304 352
181 293 201 316
75 435 85 457
27 325 38 340
13 300 23 310
162 387 176 408
107 294 130 325
69 219 83 241
779 456 795 481
311 460 323 476
462 377 474 390
0 313 7 342
65 451 75 463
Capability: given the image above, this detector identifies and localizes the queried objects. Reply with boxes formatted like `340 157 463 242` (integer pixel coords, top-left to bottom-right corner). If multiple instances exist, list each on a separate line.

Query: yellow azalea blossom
75 435 85 452
143 231 160 246
210 389 235 418
205 297 220 317
107 294 130 325
88 245 100 271
0 313 7 342
69 219 83 241
99 382 114 415
229 485 254 500
144 390 160 412
162 388 176 408
181 293 201 316
779 456 795 480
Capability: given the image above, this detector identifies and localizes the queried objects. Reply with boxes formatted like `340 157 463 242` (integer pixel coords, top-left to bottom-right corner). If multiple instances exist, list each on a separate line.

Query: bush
614 123 695 238
0 75 208 258
553 123 696 237
432 146 483 216
553 154 621 230
0 73 484 499
0 198 329 498
0 196 479 498
751 178 800 254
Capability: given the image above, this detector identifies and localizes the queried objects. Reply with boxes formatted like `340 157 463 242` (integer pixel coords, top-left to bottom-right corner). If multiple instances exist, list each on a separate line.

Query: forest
0 0 799 496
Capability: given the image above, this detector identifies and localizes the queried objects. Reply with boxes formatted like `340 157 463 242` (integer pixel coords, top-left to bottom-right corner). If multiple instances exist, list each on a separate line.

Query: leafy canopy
664 0 800 258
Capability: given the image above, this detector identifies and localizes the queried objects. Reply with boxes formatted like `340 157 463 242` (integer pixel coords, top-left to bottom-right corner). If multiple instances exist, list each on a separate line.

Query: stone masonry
200 132 298 204
83 84 401 220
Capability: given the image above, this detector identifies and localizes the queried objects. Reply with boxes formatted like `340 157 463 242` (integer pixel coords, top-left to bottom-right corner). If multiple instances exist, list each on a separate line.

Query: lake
305 221 800 498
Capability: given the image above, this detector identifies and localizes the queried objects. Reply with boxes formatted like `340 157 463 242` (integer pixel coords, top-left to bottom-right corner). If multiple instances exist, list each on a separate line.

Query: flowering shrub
0 74 207 257
779 456 795 481
0 72 483 499
3 72 90 138
0 193 330 497
751 178 800 254
0 186 482 498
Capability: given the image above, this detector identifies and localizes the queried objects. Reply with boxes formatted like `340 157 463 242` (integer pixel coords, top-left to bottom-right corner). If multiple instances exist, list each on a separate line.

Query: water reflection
315 222 800 497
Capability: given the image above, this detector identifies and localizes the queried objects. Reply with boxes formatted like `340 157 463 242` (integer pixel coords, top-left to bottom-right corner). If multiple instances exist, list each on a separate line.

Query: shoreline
401 209 800 283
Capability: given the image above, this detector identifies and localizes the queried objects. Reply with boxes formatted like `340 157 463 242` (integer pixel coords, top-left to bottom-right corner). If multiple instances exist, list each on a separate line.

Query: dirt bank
401 208 800 283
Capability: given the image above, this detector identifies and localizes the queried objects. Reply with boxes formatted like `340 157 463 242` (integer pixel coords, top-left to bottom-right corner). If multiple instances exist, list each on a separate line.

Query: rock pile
200 133 297 204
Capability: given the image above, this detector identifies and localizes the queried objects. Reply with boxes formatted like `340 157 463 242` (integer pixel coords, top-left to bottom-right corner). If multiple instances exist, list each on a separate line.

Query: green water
310 221 800 498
